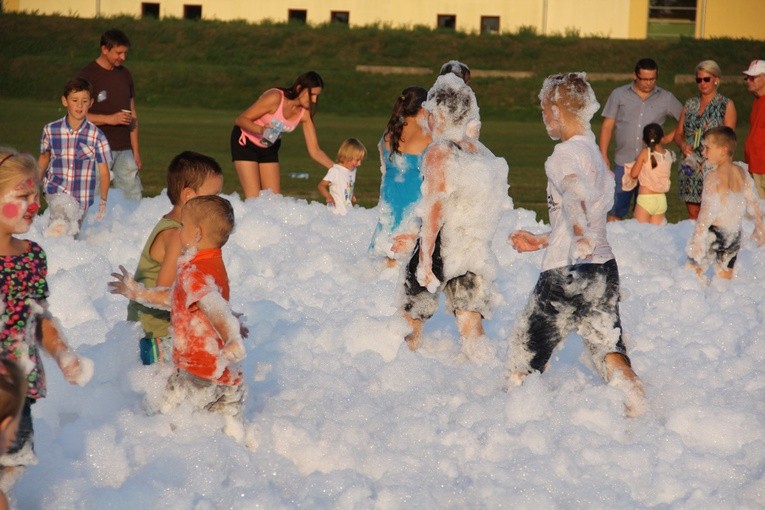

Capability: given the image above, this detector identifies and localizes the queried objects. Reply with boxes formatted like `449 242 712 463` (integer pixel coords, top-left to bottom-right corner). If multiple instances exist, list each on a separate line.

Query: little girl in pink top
628 123 675 224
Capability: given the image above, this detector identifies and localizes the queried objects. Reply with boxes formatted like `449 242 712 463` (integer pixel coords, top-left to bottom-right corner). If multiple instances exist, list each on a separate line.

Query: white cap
743 60 765 76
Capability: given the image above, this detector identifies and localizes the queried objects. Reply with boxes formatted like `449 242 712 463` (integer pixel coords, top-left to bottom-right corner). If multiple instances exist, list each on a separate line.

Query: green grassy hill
2 13 764 118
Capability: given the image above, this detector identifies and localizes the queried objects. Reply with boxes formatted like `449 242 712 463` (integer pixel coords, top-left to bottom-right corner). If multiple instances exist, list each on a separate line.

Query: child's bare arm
317 180 334 204
155 229 182 288
630 149 648 179
558 173 593 260
687 176 719 261
198 293 245 362
37 310 92 386
742 170 765 245
108 265 171 310
416 147 448 292
95 161 110 220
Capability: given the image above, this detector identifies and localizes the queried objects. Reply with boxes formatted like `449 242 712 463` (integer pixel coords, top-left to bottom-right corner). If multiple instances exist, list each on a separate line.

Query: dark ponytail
386 87 428 157
643 123 663 168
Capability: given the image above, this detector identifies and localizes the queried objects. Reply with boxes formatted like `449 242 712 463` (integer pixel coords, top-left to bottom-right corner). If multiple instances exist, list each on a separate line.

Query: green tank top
127 216 181 338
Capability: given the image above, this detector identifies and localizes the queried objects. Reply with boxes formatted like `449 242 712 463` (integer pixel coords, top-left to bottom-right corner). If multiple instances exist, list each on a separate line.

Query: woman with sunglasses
230 71 334 198
674 60 737 219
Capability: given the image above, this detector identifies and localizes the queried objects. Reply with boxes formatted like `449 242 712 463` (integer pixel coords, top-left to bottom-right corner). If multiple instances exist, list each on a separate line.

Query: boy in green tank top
127 151 224 363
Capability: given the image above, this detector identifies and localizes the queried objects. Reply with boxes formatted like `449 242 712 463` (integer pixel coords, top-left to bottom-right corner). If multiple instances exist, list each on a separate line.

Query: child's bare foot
404 314 423 351
605 353 646 417
717 267 734 280
455 310 484 339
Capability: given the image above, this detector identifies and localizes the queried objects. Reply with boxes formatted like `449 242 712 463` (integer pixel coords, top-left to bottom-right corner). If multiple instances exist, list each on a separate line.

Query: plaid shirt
39 116 112 209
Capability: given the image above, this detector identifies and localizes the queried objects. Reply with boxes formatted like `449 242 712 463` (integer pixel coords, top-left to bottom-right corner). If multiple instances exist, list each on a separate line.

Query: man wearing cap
744 59 765 198
599 58 682 221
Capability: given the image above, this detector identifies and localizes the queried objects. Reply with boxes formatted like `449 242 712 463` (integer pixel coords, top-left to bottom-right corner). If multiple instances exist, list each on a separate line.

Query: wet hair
100 29 131 49
0 359 26 429
63 77 92 99
696 59 721 79
439 60 471 85
635 58 658 75
336 138 367 165
423 74 479 141
703 126 737 157
385 86 428 156
166 151 223 206
183 195 235 247
643 123 664 168
538 72 600 125
281 71 324 118
0 147 40 195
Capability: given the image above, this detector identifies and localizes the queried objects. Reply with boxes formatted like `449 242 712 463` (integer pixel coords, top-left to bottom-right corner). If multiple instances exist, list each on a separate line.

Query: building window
288 9 307 24
183 4 201 20
437 14 456 30
648 0 696 37
142 3 160 18
331 11 349 24
481 16 499 34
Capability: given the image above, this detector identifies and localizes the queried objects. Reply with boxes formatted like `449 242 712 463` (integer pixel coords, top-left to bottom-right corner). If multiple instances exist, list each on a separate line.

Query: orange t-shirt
171 248 241 386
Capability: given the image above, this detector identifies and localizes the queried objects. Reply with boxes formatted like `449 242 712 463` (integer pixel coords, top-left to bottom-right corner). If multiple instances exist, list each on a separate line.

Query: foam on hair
423 73 480 142
538 72 600 127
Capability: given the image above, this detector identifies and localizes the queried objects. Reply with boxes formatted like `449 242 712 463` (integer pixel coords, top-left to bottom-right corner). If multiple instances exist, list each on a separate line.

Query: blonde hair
0 147 39 194
703 126 737 157
183 195 235 248
336 138 367 166
696 60 721 78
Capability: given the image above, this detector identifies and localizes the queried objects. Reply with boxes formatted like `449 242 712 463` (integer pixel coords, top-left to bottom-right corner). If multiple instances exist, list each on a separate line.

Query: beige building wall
4 0 761 40
695 0 765 40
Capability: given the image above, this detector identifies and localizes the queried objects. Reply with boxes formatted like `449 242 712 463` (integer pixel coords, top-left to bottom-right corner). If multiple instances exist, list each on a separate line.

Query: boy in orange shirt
109 196 246 440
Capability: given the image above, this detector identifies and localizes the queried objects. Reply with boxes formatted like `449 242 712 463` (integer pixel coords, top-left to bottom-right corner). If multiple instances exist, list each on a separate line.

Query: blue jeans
110 149 143 200
609 164 637 219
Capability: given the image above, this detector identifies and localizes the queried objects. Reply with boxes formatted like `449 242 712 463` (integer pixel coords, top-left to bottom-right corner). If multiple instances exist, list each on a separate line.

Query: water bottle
261 120 285 146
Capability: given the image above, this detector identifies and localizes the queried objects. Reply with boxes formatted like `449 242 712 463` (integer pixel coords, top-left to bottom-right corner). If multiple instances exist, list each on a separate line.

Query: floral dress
678 93 730 204
0 241 49 400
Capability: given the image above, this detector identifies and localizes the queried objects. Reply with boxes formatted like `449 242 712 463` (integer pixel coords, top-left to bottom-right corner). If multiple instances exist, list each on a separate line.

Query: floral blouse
0 241 49 399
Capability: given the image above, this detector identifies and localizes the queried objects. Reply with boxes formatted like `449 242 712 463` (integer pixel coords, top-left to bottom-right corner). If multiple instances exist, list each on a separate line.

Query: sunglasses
695 77 713 83
744 75 761 82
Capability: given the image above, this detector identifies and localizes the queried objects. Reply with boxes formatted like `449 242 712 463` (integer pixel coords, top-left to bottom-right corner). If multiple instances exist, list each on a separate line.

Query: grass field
0 96 724 224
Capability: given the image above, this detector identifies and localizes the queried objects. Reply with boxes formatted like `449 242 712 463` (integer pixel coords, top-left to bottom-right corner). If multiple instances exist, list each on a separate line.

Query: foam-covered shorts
507 259 629 380
401 233 491 320
636 193 667 215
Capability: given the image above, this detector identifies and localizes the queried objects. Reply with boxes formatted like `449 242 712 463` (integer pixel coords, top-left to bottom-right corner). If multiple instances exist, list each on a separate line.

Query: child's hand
391 234 416 254
55 350 93 386
326 195 335 205
95 199 107 221
222 339 245 362
571 236 594 262
108 265 141 300
351 195 357 205
509 230 546 252
416 264 440 293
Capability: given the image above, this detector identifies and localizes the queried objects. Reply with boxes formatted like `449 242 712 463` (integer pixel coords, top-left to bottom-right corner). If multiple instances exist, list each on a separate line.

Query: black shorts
230 126 281 163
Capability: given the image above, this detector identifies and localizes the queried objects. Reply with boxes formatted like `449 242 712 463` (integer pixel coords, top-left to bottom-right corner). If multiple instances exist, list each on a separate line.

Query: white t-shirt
322 164 356 215
543 132 615 271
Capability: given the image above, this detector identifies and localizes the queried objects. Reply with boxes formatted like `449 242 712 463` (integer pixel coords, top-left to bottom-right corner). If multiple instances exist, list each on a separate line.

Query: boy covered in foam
507 73 645 417
401 73 509 363
686 126 765 281
109 196 247 440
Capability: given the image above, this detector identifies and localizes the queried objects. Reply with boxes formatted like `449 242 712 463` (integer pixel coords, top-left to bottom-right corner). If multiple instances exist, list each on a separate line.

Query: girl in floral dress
0 148 91 493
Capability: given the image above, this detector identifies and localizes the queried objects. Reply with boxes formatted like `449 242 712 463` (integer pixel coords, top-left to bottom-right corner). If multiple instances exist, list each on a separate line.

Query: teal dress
369 138 425 257
678 93 730 204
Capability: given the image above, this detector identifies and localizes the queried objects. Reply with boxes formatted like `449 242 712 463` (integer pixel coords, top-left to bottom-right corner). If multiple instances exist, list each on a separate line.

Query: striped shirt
39 116 112 209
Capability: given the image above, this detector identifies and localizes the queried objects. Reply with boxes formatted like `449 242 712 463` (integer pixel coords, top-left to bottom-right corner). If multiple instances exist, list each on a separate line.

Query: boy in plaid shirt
38 78 112 238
